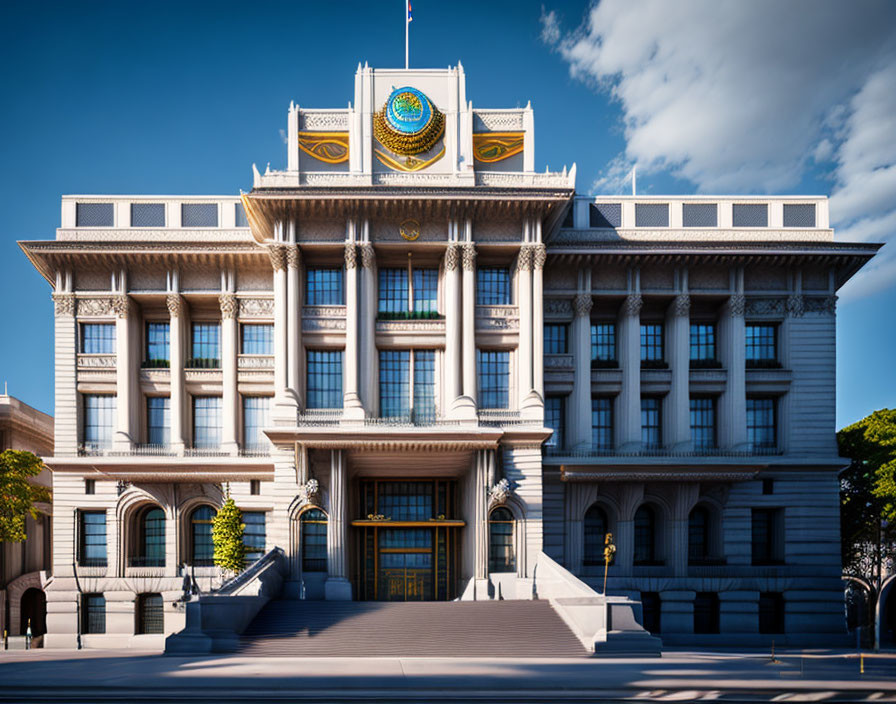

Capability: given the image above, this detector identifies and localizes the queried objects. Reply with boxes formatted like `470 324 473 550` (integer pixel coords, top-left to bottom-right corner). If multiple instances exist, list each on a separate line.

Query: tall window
242 397 271 449
306 268 344 305
378 268 438 316
79 511 107 566
192 397 222 449
378 269 408 315
583 504 608 567
413 268 438 314
641 397 661 449
138 507 165 567
694 592 720 634
477 350 510 409
190 506 215 566
488 507 515 572
633 505 657 565
83 395 116 449
752 508 783 565
243 511 266 563
413 350 436 420
477 268 511 305
759 592 785 634
190 323 220 368
545 396 565 450
300 508 328 572
591 397 614 450
690 397 716 450
689 323 716 365
640 323 664 365
81 323 115 354
544 324 568 354
145 322 169 366
306 350 343 409
688 506 710 563
591 323 617 366
241 324 273 355
136 593 164 635
747 398 776 451
745 324 777 366
82 594 106 634
378 350 435 420
146 397 170 446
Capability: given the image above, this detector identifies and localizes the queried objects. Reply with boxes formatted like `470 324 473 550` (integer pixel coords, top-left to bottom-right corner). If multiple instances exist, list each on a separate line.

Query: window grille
545 396 565 449
641 397 662 449
83 395 116 449
583 504 608 566
689 324 716 361
306 350 343 409
378 269 408 314
137 593 164 634
241 324 273 355
690 397 716 450
190 323 220 367
544 324 568 354
751 508 782 565
745 324 777 364
81 324 115 354
192 397 222 448
242 397 271 449
640 323 664 363
79 511 107 567
190 506 215 566
488 507 515 572
747 397 776 450
476 268 511 305
242 512 266 563
130 203 165 227
733 203 768 227
635 203 669 227
783 203 815 228
300 508 328 572
413 269 438 314
305 269 343 305
379 350 410 418
76 203 113 227
413 350 436 420
82 594 106 634
682 203 717 227
591 397 614 450
181 203 218 227
477 350 510 409
139 508 165 566
591 323 617 365
145 322 169 365
146 397 170 446
589 202 621 228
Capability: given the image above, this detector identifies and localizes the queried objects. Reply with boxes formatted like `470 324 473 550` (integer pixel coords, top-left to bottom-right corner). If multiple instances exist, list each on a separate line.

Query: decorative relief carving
238 355 274 370
77 354 116 368
444 244 459 271
462 243 477 272
303 318 346 332
112 295 130 319
299 111 349 130
166 294 183 318
803 295 837 315
268 245 287 271
786 294 805 318
671 294 691 317
533 244 547 270
296 478 320 508
573 293 593 318
474 111 525 130
544 354 574 370
376 320 445 332
238 298 274 318
724 293 746 317
516 246 533 272
77 298 114 317
544 298 573 317
488 478 515 507
745 297 786 316
359 243 375 269
476 317 519 331
53 293 75 317
219 293 237 319
344 243 357 270
303 305 346 318
621 294 643 318
476 305 517 319
286 245 302 270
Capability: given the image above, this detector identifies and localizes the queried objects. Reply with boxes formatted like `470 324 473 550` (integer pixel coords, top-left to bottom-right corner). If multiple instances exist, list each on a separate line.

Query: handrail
215 547 284 596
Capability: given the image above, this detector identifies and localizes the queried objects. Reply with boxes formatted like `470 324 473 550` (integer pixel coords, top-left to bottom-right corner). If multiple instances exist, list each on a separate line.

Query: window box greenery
186 358 220 369
377 311 444 321
142 359 170 369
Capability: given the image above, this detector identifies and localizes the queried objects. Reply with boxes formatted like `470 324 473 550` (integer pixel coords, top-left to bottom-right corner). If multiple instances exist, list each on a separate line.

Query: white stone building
20 64 879 649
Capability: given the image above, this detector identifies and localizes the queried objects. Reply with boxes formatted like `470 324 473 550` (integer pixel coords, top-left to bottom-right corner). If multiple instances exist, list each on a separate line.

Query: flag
407 1 413 22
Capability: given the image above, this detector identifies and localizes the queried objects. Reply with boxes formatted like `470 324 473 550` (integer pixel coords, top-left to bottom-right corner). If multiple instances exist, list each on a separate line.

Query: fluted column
473 449 490 582
665 293 692 450
167 294 186 454
112 294 133 452
286 245 302 404
517 246 533 404
719 293 747 449
444 244 461 405
532 244 546 398
359 242 377 414
617 294 642 450
325 449 352 599
220 292 238 455
270 246 288 397
461 243 477 403
571 293 593 449
342 242 364 419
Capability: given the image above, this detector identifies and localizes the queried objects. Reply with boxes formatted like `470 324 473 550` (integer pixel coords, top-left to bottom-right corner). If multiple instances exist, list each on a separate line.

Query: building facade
20 65 878 649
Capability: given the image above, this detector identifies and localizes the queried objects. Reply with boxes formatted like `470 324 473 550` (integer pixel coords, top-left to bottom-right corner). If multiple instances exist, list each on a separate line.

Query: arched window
136 593 164 634
688 506 710 564
300 508 328 572
488 507 515 573
633 505 656 565
583 504 608 567
139 507 166 567
190 505 215 566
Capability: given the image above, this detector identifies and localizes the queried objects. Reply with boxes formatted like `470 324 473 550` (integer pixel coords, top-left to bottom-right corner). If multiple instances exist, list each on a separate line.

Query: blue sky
1 0 893 428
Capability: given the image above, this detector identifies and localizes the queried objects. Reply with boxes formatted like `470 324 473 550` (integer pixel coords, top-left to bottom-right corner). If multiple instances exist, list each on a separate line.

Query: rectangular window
240 324 273 355
250 479 261 496
130 203 165 227
413 269 438 314
589 202 621 228
79 511 107 566
544 324 568 354
81 323 115 354
641 397 662 449
379 350 410 418
477 350 510 409
635 203 669 227
545 396 565 449
146 397 170 446
413 350 436 420
82 594 106 634
234 202 249 228
181 203 218 227
690 397 716 450
745 324 778 366
83 395 116 449
85 479 96 495
306 268 344 305
747 397 777 451
783 203 815 228
591 397 614 450
306 350 343 409
682 203 718 227
192 396 222 449
76 202 113 227
752 508 783 565
242 397 271 449
591 323 617 366
378 269 409 315
145 322 169 366
689 323 716 364
640 323 664 365
733 203 768 227
190 323 221 368
476 268 511 305
242 511 266 563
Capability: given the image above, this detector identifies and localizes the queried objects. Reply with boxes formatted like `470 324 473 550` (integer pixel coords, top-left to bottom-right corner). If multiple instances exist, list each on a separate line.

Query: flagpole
405 1 409 69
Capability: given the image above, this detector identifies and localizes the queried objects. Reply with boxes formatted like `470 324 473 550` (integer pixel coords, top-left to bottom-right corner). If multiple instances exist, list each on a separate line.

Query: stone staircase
238 599 589 658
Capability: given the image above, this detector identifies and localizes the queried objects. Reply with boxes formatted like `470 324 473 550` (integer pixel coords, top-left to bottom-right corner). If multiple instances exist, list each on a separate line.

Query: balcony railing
78 442 111 456
141 359 170 369
364 411 451 427
185 447 229 457
746 359 784 369
690 359 723 370
545 445 784 458
296 409 343 426
478 410 523 426
239 444 271 457
132 444 175 456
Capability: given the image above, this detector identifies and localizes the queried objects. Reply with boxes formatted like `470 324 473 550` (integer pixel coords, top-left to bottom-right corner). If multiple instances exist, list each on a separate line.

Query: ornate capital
112 294 131 319
462 243 477 272
286 245 302 270
488 478 514 508
517 246 533 272
219 293 237 319
671 293 691 317
360 243 375 269
268 245 287 271
533 244 547 270
786 294 805 318
621 293 643 318
296 477 320 508
166 294 183 318
724 293 746 318
573 293 593 318
344 243 357 270
444 244 460 272
53 293 75 317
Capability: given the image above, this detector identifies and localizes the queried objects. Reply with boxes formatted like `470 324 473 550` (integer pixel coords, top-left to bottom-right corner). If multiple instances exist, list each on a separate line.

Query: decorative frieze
77 297 114 317
77 354 116 369
745 297 786 316
621 293 643 318
53 293 75 317
239 298 274 318
724 293 746 317
299 111 349 130
474 111 525 130
303 305 346 318
238 355 274 370
462 243 477 272
344 243 357 270
544 354 574 370
219 293 237 320
544 298 573 317
573 293 593 318
376 319 445 332
803 295 837 315
444 244 459 271
786 294 805 318
671 293 690 317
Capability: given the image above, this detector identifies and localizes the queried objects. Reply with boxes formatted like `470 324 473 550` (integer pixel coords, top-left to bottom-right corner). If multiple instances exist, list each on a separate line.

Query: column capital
621 293 643 318
268 245 287 271
166 294 183 318
724 293 746 317
573 293 593 318
344 243 358 270
462 243 477 272
112 294 131 319
786 293 805 318
359 243 375 269
52 293 75 317
533 243 547 270
219 293 237 320
286 244 302 271
517 246 533 272
444 244 460 271
671 293 691 317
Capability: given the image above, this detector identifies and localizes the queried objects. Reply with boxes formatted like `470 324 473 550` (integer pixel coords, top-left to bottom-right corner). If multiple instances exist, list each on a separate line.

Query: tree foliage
0 450 51 543
212 491 245 573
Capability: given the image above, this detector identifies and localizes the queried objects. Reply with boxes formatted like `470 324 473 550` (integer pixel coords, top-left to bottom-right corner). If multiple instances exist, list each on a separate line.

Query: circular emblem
386 88 432 134
399 219 421 242
374 86 445 156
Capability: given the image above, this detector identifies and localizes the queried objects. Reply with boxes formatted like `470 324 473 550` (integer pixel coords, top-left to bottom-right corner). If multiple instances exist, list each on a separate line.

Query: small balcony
690 359 723 370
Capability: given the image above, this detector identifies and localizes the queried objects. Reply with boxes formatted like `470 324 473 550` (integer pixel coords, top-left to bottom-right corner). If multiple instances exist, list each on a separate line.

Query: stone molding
76 297 114 317
724 293 747 317
376 319 445 332
112 295 130 319
544 298 573 317
474 111 525 130
77 354 116 368
786 294 805 318
462 243 477 272
219 293 237 319
803 295 837 315
304 305 346 318
296 477 320 508
573 293 593 318
488 478 514 508
671 293 691 317
299 111 349 130
444 244 460 271
53 293 75 317
238 298 274 318
745 297 786 316
621 294 643 318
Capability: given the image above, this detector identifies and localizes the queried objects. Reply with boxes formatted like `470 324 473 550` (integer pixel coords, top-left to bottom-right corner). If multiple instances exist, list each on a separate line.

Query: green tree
212 491 245 573
0 450 51 543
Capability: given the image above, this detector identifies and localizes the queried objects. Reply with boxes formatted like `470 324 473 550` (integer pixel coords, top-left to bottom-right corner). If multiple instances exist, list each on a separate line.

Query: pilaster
286 244 302 406
517 246 533 404
52 291 78 455
665 293 692 451
113 294 133 452
461 242 477 404
359 240 377 414
719 292 747 449
219 292 238 455
571 292 593 450
617 293 643 450
342 240 364 420
532 244 546 398
167 294 186 454
325 449 352 599
444 243 461 406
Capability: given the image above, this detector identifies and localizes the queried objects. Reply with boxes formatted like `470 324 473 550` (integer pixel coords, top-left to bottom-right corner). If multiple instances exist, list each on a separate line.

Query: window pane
545 396 565 449
682 203 717 227
688 507 709 562
147 397 170 446
477 350 510 409
591 397 613 450
191 323 221 364
690 397 715 450
544 324 568 354
379 350 410 417
182 203 218 227
146 323 170 363
306 269 344 305
83 395 116 448
583 505 607 566
80 511 107 566
633 506 655 564
142 508 166 563
635 203 669 227
81 324 115 354
732 203 768 227
747 398 776 450
488 507 515 572
241 324 273 355
234 202 249 228
306 350 343 409
413 350 436 420
191 506 215 566
477 268 511 305
689 324 716 361
138 594 164 634
83 594 106 634
242 397 271 449
591 323 616 362
413 269 438 314
641 397 661 449
76 203 112 227
589 202 621 228
640 324 664 362
242 511 266 562
130 203 165 227
192 397 222 448
379 269 408 314
745 325 777 362
301 508 328 572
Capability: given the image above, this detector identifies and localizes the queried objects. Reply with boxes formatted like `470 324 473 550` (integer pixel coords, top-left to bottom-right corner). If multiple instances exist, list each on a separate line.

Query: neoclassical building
20 64 879 649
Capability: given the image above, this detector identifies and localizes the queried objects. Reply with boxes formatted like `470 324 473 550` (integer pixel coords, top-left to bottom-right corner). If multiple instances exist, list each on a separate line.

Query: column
517 246 533 404
570 293 593 450
286 244 302 403
342 241 364 419
359 241 377 414
444 243 461 404
617 294 642 450
718 293 747 449
473 450 490 586
220 292 238 455
270 245 288 398
167 294 186 454
113 294 133 452
532 244 546 398
665 293 692 451
52 283 78 455
461 242 477 403
325 449 352 599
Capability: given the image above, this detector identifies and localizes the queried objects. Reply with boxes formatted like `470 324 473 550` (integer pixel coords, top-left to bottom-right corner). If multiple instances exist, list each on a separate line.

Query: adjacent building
19 64 879 649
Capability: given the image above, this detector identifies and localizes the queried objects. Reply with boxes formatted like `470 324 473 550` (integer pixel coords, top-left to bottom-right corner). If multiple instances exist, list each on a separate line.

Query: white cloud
543 1 896 300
